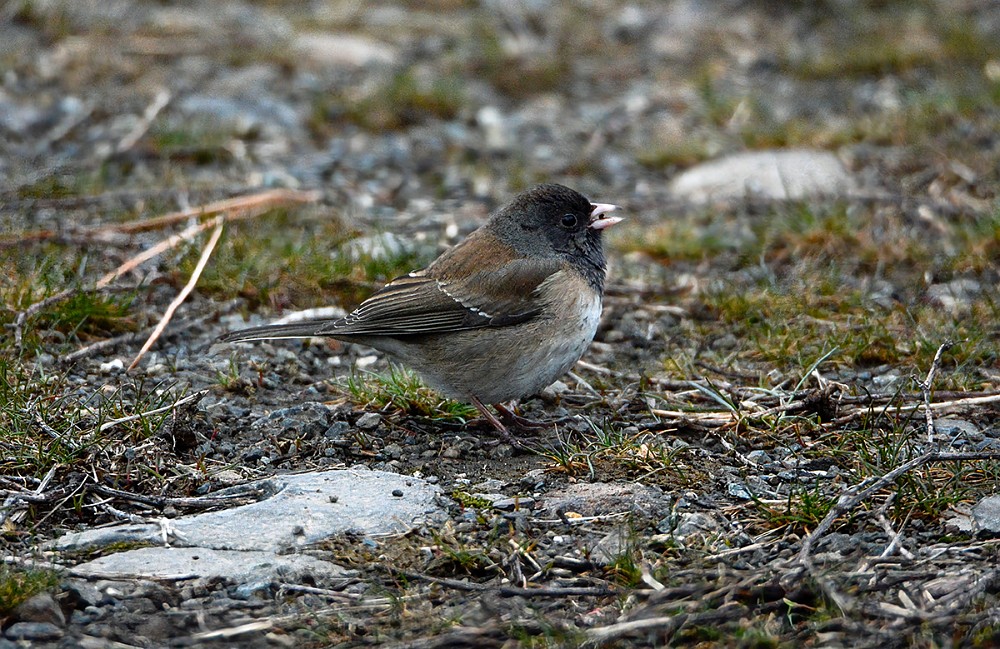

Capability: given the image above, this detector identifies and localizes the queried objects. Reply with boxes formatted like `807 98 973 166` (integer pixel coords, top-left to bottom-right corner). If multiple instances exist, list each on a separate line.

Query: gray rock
935 418 984 442
53 469 444 553
727 483 752 500
11 593 64 626
927 279 982 314
540 482 668 518
293 33 397 67
3 622 63 641
669 150 856 204
356 412 382 431
250 402 336 439
673 512 721 539
71 546 347 583
489 496 535 511
590 529 632 565
972 495 1000 534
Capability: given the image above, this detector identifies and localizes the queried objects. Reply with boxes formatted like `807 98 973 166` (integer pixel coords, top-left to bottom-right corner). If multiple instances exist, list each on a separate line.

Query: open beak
588 202 623 230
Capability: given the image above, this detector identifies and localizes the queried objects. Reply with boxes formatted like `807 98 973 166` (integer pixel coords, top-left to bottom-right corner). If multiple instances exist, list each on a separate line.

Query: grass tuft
343 365 478 422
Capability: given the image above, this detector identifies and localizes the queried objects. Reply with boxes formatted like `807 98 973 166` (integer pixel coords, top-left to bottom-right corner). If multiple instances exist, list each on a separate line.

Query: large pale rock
293 33 397 67
54 469 444 553
71 546 347 582
669 149 856 204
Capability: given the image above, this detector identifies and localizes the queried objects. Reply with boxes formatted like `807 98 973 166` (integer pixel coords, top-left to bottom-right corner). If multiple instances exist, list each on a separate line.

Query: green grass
184 212 427 311
0 359 180 482
0 564 61 616
342 365 479 422
340 69 464 131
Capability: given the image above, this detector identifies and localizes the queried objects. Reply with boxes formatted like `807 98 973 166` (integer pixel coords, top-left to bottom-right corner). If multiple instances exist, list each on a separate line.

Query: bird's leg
493 402 548 431
469 395 509 433
470 396 534 447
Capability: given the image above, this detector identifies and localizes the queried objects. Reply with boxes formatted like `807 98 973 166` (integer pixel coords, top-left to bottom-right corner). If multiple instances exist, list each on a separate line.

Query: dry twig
126 218 223 371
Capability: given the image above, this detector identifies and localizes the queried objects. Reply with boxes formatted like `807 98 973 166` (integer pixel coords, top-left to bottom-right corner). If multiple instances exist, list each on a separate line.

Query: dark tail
218 321 337 343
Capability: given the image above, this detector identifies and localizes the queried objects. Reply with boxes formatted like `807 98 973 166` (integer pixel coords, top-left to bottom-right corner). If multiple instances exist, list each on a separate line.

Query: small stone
589 529 631 566
491 496 535 511
935 418 983 442
99 358 124 374
927 279 981 314
356 413 381 431
293 33 397 68
673 512 721 539
972 496 1000 534
12 593 64 626
727 483 752 500
391 489 404 497
3 622 64 641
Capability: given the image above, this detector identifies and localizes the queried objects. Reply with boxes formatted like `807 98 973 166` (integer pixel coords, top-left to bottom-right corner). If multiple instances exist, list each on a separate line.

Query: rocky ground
2 0 1000 647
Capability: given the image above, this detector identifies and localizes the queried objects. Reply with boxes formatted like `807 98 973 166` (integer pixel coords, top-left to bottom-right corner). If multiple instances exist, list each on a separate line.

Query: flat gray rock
669 149 857 204
54 469 444 553
539 482 668 518
71 546 347 582
972 495 1000 533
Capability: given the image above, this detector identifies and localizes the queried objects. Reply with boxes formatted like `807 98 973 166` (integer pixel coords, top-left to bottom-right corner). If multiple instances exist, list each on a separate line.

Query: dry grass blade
0 188 320 248
127 218 224 371
98 188 321 235
96 218 218 288
97 389 207 432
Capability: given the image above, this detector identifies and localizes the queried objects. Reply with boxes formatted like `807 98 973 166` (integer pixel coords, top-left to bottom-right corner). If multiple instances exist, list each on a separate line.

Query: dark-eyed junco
220 183 622 433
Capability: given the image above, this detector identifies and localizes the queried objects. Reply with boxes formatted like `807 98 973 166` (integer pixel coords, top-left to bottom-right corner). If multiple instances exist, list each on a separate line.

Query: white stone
669 149 857 204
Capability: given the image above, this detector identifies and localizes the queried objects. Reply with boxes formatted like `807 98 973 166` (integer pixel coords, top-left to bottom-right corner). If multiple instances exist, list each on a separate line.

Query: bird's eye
560 213 578 228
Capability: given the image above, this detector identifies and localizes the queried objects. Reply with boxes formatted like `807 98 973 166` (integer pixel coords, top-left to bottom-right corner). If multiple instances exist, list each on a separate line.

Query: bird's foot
469 397 539 448
493 402 550 432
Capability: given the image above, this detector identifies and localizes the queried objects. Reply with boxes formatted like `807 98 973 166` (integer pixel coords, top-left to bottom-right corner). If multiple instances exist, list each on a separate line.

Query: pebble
3 622 64 641
356 412 382 430
12 593 65 626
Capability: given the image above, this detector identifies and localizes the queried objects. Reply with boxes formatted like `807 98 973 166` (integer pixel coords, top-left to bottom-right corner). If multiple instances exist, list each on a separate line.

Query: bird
219 183 622 435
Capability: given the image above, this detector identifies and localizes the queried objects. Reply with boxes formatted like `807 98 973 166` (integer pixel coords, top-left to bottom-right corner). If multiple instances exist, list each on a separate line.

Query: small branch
389 568 616 598
127 219 224 371
98 389 207 432
97 188 321 235
96 218 218 288
89 481 264 510
919 341 954 443
797 450 1000 566
115 88 171 154
584 615 688 647
0 188 320 247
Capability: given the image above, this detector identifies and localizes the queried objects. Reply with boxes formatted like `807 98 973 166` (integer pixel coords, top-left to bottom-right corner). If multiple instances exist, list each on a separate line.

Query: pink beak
588 203 623 230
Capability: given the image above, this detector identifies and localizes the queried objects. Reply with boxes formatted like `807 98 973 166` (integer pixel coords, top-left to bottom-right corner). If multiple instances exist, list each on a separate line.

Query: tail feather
218 321 337 343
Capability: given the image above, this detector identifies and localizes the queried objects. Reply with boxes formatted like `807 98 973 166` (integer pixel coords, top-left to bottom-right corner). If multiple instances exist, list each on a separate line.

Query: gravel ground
2 1 1000 647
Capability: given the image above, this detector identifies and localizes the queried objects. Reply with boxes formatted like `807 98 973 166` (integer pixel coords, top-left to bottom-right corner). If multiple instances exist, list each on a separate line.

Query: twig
115 88 171 154
127 219 223 371
390 568 616 598
9 284 136 351
584 615 688 646
0 188 320 247
96 217 218 288
797 450 1000 566
98 389 207 432
918 341 954 443
188 621 274 641
829 392 1000 426
277 583 363 601
88 481 263 510
96 188 321 235
7 464 59 526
